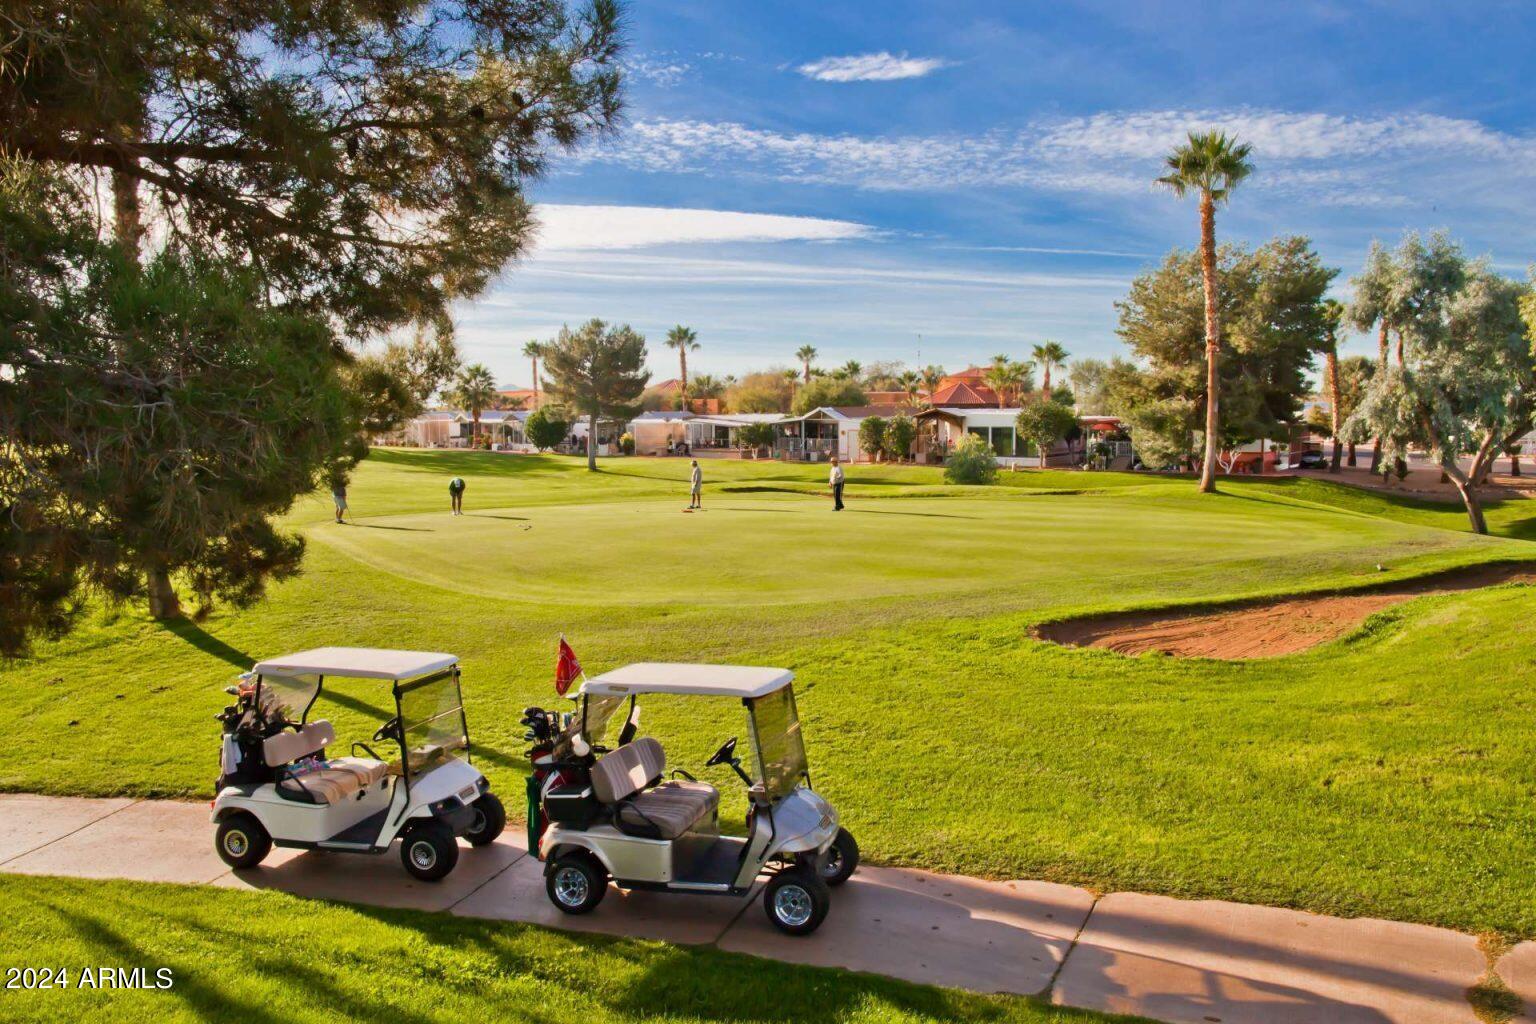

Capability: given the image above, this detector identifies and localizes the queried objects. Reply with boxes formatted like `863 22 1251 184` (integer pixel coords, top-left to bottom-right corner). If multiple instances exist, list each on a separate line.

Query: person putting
688 459 703 510
448 475 466 516
829 456 845 511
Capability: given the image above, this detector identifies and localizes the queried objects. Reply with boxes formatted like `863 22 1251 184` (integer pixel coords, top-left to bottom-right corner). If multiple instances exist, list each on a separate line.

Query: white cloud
575 109 1536 208
532 205 874 251
622 52 694 87
796 52 953 82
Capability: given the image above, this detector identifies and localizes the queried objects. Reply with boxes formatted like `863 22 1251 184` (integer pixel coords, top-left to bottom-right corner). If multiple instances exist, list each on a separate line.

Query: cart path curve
0 793 1516 1024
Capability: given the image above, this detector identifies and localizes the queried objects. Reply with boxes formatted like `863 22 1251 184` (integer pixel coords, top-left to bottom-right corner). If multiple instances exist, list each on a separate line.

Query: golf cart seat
591 738 719 840
263 720 389 805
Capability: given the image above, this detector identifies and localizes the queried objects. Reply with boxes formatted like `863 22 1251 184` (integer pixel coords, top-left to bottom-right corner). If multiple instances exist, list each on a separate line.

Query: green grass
0 875 1139 1024
5 449 1536 935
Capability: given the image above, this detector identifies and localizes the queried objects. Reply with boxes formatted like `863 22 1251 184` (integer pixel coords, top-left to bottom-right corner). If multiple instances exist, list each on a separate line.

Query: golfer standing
448 476 466 516
331 482 348 524
689 459 703 510
829 456 845 511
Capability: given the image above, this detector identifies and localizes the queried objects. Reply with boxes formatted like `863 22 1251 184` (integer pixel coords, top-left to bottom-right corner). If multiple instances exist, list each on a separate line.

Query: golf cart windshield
258 674 318 724
747 686 808 801
554 693 627 756
397 670 468 779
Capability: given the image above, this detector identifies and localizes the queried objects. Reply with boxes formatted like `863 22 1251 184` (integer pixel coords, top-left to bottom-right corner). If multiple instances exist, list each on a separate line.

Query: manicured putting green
312 492 1480 606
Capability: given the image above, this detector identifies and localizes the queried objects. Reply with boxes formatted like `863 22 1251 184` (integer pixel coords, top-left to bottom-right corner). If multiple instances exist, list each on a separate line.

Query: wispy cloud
796 52 953 82
577 108 1536 208
621 51 695 87
532 205 874 251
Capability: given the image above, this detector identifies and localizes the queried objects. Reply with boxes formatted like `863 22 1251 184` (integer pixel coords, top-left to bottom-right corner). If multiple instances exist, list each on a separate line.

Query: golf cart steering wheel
372 717 401 744
705 737 738 767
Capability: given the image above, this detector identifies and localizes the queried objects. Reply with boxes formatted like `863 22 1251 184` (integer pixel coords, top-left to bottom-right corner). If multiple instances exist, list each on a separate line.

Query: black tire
763 867 831 936
215 813 272 870
822 828 859 887
545 852 607 915
464 792 506 847
399 821 459 882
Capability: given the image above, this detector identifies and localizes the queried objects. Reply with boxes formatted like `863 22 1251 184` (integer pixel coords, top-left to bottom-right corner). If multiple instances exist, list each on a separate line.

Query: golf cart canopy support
252 647 458 681
580 662 794 699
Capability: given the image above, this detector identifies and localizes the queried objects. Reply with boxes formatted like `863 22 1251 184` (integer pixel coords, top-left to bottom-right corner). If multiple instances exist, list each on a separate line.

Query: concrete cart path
0 794 1521 1024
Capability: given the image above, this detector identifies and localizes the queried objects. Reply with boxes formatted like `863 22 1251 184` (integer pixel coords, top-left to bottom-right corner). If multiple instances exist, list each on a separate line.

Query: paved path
0 794 1524 1024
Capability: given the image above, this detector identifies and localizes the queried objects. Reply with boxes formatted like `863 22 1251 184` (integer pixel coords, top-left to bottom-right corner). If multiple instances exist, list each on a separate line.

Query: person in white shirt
689 459 703 510
829 457 845 511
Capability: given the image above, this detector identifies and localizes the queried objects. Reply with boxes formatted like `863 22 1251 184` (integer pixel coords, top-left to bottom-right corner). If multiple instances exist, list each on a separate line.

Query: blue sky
457 0 1536 386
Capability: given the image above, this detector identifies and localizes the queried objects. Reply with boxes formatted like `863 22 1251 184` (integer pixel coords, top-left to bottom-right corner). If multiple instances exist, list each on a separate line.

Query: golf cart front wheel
400 821 459 882
763 868 830 936
822 828 859 887
465 792 506 847
546 852 607 914
215 813 272 870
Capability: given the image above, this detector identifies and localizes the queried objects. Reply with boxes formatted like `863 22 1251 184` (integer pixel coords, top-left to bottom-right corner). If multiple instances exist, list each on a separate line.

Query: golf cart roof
581 662 793 699
251 647 458 681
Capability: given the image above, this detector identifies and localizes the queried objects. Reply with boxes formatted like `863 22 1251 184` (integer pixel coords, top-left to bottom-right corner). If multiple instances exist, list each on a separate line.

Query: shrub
885 414 916 462
525 406 569 451
944 434 998 484
738 422 776 450
618 432 635 455
858 416 887 460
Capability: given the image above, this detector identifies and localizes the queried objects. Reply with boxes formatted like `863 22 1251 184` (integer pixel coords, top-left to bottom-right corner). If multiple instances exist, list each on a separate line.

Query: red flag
555 636 582 696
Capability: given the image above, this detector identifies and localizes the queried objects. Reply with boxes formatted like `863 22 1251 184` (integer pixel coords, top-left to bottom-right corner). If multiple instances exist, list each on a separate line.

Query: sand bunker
1036 562 1536 659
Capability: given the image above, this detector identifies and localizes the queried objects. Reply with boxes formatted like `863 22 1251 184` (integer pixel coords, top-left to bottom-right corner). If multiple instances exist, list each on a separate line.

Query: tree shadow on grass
348 521 435 532
848 508 979 521
159 618 253 669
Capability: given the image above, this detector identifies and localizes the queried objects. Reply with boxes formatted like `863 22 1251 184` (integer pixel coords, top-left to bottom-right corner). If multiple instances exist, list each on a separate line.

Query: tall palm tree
795 345 818 385
665 325 700 403
451 363 498 444
1031 340 1069 396
782 368 800 406
1156 129 1255 493
1320 299 1345 473
521 339 544 406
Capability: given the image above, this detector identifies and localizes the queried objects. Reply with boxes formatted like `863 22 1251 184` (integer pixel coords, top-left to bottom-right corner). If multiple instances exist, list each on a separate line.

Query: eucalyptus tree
665 325 700 399
1031 341 1069 396
543 319 650 470
1343 252 1531 533
1156 130 1255 492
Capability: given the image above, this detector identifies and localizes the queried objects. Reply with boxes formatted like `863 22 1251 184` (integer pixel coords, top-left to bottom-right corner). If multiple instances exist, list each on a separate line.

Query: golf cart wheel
822 828 860 887
763 868 830 936
400 821 459 882
546 852 607 915
215 813 272 870
464 792 506 847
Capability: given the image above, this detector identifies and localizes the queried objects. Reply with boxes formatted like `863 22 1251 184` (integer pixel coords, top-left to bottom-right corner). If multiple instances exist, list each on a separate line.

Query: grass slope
4 450 1536 935
0 875 1138 1024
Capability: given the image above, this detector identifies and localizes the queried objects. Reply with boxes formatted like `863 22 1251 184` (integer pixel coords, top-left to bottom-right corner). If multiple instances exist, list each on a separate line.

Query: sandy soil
1036 562 1536 659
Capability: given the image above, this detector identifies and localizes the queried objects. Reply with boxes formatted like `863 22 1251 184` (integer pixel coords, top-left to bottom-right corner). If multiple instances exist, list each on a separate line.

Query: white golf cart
534 663 858 935
210 647 505 881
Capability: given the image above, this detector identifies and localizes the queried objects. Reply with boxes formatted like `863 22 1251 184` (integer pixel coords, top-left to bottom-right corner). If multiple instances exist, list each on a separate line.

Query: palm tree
840 359 862 381
688 374 726 399
897 370 922 406
451 363 498 444
1031 341 1069 396
919 364 946 403
521 339 544 406
782 368 800 406
795 345 818 385
1156 129 1255 493
1320 299 1345 473
983 357 1032 409
665 325 700 402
